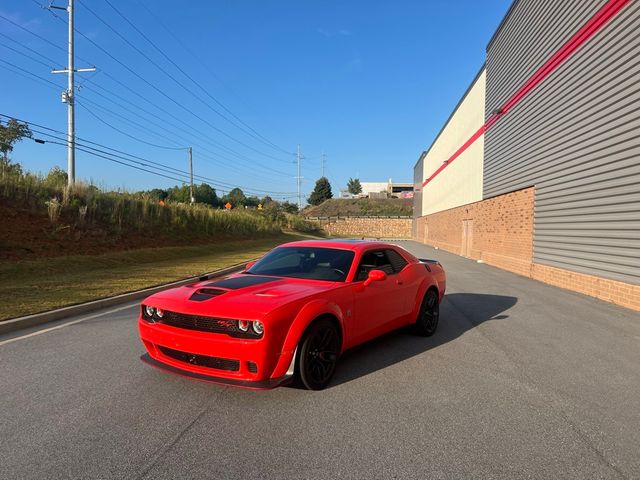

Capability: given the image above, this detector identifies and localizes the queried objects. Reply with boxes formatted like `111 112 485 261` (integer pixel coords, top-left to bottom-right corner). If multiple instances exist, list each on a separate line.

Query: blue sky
1 0 511 201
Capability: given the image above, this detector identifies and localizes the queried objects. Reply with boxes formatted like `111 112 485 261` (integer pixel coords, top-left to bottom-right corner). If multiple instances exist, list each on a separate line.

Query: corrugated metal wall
484 0 640 285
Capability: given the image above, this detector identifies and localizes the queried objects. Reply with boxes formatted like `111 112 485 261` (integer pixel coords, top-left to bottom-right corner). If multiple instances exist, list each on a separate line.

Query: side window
355 250 394 281
385 249 408 273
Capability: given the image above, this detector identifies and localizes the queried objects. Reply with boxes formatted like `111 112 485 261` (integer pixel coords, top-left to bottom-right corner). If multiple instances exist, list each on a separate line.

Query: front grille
158 311 261 338
158 345 239 372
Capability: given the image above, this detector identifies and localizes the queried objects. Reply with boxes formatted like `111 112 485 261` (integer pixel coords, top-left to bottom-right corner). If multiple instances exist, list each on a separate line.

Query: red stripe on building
421 0 630 189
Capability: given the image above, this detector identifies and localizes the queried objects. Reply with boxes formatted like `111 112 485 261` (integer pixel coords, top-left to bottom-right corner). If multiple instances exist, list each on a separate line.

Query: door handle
396 280 403 285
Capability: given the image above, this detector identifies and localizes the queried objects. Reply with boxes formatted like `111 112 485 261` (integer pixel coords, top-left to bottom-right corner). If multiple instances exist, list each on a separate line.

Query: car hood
143 273 340 318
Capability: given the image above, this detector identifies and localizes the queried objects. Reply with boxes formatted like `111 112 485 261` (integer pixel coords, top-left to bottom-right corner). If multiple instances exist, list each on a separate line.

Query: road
1 241 639 479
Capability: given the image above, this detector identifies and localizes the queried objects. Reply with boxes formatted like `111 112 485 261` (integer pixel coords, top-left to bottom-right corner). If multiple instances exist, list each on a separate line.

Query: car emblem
187 354 198 364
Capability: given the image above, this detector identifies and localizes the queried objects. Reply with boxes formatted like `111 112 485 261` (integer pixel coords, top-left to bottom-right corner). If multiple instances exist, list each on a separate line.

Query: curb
0 263 245 336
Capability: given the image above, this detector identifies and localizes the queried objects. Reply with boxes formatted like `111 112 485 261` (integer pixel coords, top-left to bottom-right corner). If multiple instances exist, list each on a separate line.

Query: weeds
45 198 62 224
1 167 319 238
78 205 88 225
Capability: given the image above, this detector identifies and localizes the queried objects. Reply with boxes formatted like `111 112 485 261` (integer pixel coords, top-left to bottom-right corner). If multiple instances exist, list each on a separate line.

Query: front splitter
140 353 292 390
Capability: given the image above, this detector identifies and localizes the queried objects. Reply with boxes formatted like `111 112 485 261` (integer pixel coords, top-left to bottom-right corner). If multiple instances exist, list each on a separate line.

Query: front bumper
140 353 292 389
138 318 294 389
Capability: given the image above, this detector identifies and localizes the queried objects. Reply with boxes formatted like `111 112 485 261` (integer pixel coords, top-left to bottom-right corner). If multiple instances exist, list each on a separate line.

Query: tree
0 119 32 178
43 166 68 188
148 188 169 201
245 195 260 208
222 187 246 208
167 185 191 203
193 183 219 207
347 177 362 195
308 176 333 206
281 201 299 214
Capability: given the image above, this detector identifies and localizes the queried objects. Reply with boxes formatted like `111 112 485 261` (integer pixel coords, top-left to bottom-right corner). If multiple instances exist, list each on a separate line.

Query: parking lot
1 241 639 479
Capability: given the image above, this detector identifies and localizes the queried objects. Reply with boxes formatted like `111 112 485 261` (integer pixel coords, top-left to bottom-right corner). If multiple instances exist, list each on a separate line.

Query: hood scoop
189 288 227 302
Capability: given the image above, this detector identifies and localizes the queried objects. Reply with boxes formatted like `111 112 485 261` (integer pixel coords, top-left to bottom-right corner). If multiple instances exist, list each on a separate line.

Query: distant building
359 179 414 198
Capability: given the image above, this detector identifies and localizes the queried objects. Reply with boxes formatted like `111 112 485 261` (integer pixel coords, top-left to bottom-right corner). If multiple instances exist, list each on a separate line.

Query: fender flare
411 278 440 320
270 299 345 379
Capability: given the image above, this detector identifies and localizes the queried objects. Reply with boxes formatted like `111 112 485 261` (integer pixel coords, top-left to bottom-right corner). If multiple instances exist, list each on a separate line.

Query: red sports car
138 239 446 390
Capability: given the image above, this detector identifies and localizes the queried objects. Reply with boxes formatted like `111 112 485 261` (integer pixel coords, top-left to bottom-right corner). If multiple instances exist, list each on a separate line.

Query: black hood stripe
205 275 278 290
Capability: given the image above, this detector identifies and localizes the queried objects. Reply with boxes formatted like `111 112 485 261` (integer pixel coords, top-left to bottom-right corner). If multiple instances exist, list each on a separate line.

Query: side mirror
364 269 387 287
244 260 257 271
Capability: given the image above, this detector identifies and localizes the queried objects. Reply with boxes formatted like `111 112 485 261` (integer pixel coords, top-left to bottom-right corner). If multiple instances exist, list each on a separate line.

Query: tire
414 289 440 337
296 319 340 390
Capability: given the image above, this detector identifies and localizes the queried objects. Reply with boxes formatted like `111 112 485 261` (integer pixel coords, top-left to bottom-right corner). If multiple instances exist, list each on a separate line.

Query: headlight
144 305 155 318
155 308 164 318
252 321 264 335
238 319 249 332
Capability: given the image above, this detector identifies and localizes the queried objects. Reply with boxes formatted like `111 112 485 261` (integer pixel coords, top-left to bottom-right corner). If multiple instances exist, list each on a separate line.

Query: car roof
278 239 401 252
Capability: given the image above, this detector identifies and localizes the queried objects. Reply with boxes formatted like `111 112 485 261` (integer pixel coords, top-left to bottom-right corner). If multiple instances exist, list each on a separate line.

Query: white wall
419 69 485 216
360 182 389 195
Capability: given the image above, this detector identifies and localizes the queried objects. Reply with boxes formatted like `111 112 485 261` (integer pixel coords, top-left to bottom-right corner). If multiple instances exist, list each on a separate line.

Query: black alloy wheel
297 319 340 390
415 289 440 337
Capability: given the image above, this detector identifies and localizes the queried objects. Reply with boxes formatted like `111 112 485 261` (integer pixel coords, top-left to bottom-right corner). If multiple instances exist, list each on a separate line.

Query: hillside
0 169 320 260
304 198 413 218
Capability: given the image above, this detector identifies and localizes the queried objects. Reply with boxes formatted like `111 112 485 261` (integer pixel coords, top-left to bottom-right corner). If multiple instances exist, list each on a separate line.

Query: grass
304 198 413 217
0 234 309 321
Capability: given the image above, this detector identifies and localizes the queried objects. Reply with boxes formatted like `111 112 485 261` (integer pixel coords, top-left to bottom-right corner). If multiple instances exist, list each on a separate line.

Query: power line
0 61 64 92
0 31 58 64
0 58 65 89
2 12 295 181
80 75 293 177
77 100 189 151
77 93 292 179
77 91 289 183
72 0 293 165
0 11 66 55
38 132 297 197
0 50 291 181
134 0 294 157
5 7 303 192
41 138 189 183
78 90 292 177
2 113 297 197
104 0 295 157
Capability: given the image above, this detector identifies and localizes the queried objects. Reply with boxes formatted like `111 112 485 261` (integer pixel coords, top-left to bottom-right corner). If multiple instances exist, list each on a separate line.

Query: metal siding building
413 0 640 309
484 0 640 285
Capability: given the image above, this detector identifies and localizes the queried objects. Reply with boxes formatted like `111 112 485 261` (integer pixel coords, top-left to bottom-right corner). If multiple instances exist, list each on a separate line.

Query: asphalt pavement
1 241 639 479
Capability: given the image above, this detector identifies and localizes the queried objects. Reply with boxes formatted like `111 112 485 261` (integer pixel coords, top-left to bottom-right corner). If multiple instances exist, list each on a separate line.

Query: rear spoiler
418 258 442 272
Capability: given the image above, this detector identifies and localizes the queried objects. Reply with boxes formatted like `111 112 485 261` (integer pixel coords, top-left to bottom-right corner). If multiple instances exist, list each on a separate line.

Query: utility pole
295 144 304 209
320 150 327 178
188 146 194 203
51 0 95 186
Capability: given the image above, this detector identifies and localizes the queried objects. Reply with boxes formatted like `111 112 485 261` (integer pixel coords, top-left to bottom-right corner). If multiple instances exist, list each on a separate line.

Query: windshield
246 247 354 282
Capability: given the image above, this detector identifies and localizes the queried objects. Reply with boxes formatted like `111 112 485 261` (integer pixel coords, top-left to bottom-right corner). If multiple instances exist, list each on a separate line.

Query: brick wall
312 217 412 239
531 264 640 312
413 187 640 311
417 187 535 277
